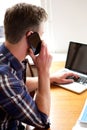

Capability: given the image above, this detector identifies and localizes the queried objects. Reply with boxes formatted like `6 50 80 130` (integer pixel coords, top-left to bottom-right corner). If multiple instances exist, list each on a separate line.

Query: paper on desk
72 99 87 130
79 99 87 123
72 122 87 130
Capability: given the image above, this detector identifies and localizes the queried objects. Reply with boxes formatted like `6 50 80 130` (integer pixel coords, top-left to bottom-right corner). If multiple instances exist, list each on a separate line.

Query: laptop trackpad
60 82 87 94
53 81 87 94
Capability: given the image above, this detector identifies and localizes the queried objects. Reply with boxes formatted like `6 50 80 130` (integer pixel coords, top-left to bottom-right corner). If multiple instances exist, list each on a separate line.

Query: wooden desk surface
27 61 87 130
50 61 87 130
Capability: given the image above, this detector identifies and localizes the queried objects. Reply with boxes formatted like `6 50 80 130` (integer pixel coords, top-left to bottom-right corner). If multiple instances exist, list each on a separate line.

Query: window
41 0 54 52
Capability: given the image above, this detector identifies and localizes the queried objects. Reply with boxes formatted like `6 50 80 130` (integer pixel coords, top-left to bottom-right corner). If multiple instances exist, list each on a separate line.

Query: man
0 3 78 130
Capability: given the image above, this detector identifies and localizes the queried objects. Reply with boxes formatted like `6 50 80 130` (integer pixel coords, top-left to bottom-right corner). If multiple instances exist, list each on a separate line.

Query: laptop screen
65 41 87 75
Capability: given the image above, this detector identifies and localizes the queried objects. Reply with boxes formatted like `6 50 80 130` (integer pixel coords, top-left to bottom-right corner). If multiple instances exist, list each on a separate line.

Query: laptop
54 41 87 94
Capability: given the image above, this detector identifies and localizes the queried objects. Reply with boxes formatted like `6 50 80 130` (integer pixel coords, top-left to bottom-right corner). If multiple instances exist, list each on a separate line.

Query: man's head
4 3 47 44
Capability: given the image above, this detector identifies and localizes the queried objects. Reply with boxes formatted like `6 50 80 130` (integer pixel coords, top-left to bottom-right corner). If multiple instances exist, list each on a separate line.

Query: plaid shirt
0 44 50 130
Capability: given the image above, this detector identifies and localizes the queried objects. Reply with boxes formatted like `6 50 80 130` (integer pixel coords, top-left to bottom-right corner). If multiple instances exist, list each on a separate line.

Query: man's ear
26 31 33 37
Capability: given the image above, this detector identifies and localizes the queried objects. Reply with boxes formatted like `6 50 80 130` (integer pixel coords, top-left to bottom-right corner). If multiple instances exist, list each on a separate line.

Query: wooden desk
27 61 87 130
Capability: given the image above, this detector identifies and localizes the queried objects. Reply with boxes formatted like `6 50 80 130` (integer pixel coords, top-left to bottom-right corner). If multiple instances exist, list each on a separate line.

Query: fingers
28 48 36 62
56 72 79 84
62 78 74 84
40 41 52 67
62 72 79 84
28 41 52 71
63 72 79 79
39 41 48 56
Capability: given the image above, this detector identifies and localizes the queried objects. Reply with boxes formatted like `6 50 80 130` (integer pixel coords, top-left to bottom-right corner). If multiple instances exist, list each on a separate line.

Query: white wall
50 0 87 53
0 0 41 26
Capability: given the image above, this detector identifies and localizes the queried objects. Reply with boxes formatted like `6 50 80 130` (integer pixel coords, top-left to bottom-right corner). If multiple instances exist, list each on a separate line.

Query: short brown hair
4 3 47 44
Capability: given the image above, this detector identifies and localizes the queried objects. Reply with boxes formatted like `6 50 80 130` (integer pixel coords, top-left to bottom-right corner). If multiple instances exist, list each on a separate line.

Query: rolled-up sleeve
0 74 50 128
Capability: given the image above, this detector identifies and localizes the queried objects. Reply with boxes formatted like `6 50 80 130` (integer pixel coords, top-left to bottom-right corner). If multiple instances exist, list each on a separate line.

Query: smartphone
27 32 42 55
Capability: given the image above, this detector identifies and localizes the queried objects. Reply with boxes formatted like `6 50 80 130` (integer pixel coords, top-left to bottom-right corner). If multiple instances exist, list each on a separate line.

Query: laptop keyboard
76 76 87 85
67 75 87 85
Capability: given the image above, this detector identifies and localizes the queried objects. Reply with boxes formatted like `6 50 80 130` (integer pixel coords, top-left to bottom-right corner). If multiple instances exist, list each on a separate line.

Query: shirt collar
0 43 23 71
